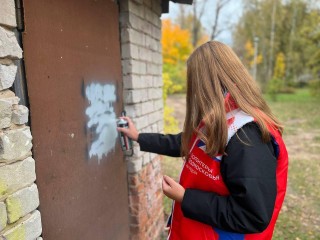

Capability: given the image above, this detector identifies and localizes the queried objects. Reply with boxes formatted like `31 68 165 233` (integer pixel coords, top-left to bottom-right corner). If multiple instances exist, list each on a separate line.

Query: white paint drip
85 83 118 163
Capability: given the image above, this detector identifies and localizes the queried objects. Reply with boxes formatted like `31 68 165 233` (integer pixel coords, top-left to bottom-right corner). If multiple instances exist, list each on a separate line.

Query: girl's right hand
117 116 139 141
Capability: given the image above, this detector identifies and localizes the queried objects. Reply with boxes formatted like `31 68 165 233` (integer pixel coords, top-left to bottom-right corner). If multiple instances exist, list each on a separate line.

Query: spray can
117 112 133 154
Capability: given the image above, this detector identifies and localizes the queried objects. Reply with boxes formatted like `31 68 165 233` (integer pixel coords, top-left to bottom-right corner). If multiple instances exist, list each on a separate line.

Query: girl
118 41 288 240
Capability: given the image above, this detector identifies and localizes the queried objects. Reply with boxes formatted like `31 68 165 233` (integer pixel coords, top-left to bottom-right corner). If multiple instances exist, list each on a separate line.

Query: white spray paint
85 83 118 163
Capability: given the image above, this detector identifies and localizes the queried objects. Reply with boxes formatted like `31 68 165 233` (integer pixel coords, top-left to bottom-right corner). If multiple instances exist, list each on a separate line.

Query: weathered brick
0 201 7 231
153 99 163 111
128 173 141 187
0 127 32 162
145 7 154 24
1 210 42 240
138 46 152 62
146 63 158 75
158 44 162 54
136 60 146 75
144 35 153 50
122 59 146 75
140 125 152 133
124 89 149 104
0 99 12 129
157 120 164 133
151 0 162 16
0 0 16 28
127 13 142 32
153 75 163 87
128 156 164 240
133 115 149 130
132 145 144 158
151 123 158 132
121 43 139 60
152 25 162 40
121 59 131 75
148 87 162 100
0 64 17 90
152 51 162 65
120 2 164 238
123 74 149 90
132 0 143 4
143 0 152 8
142 152 151 165
6 184 39 223
142 21 153 36
0 157 36 198
127 159 143 173
0 27 22 59
153 15 162 28
141 101 154 115
146 76 155 88
125 104 142 118
119 11 129 29
146 9 160 29
126 28 145 46
128 1 145 18
155 64 162 75
148 110 162 125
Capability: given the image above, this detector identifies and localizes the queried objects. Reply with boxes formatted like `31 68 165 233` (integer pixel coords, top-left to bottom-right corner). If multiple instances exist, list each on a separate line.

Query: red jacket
167 119 288 239
138 105 288 240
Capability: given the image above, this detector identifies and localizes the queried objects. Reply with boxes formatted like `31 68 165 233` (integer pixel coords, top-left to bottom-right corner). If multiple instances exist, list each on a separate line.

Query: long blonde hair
181 41 283 157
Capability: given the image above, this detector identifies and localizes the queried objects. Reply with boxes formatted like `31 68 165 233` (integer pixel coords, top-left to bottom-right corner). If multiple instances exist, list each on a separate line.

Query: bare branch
192 0 209 47
210 0 231 40
198 0 208 20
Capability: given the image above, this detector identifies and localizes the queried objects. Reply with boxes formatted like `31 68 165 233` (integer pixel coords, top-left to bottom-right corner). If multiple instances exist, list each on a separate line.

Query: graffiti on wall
85 83 118 163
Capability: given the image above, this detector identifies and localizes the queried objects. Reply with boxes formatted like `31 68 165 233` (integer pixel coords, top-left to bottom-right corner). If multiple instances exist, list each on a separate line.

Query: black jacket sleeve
181 122 277 233
137 133 182 157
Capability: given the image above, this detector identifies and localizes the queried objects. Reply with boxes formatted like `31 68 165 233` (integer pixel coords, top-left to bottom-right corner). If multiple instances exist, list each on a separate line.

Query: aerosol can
117 111 134 156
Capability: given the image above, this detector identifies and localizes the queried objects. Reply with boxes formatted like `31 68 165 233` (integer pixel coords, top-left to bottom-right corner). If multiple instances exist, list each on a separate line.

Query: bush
279 86 296 94
163 73 179 133
308 79 320 97
164 106 179 134
163 63 186 94
267 78 283 101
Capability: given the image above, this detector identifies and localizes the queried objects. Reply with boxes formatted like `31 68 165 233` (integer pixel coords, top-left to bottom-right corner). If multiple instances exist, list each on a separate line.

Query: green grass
268 89 320 239
265 89 320 132
162 88 320 239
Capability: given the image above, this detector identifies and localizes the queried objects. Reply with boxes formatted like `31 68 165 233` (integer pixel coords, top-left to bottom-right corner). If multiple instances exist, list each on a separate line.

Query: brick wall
119 0 165 239
1 0 165 239
0 1 42 239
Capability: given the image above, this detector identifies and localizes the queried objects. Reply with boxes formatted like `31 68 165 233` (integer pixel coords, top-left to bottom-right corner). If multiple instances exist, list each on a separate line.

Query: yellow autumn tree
245 40 263 68
273 52 286 80
162 19 193 66
268 52 286 100
162 19 193 132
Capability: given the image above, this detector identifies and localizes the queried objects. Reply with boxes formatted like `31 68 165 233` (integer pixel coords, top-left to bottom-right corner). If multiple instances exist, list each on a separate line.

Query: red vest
167 104 288 240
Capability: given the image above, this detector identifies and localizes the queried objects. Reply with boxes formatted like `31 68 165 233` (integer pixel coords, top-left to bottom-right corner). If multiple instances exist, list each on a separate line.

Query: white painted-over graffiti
85 83 118 163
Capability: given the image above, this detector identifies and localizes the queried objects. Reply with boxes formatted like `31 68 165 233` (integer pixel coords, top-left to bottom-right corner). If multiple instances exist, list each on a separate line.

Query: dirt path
166 94 186 129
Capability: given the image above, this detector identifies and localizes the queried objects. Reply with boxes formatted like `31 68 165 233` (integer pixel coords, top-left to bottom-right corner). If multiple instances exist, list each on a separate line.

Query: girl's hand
117 116 139 141
162 175 185 202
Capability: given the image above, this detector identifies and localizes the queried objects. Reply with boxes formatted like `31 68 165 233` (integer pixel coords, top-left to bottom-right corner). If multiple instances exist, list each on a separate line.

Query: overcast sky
161 0 244 46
